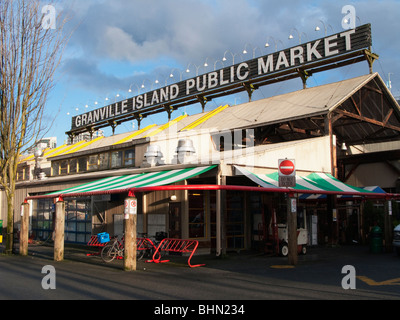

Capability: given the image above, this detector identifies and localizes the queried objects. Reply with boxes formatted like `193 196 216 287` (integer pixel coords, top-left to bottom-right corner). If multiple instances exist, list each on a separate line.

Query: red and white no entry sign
124 198 138 216
279 159 295 176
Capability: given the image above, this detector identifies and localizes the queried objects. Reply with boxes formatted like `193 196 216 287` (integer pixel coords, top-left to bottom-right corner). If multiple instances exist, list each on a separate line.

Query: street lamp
169 68 185 81
265 36 283 52
288 28 307 44
128 83 140 95
315 20 333 36
140 79 152 91
214 60 225 71
243 43 261 58
186 62 202 76
222 50 242 65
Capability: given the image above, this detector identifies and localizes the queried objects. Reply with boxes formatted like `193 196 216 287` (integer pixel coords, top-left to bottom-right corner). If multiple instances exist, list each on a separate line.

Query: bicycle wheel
137 249 145 260
101 243 117 262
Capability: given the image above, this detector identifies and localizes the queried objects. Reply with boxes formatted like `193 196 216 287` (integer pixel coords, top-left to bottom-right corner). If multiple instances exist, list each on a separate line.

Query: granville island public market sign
71 24 372 132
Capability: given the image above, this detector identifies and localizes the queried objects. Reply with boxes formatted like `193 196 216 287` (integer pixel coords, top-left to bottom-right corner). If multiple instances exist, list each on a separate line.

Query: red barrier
86 235 107 256
137 237 157 252
149 238 205 268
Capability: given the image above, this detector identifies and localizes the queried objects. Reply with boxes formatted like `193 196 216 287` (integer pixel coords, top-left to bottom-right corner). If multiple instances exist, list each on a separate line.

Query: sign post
124 197 137 271
279 159 298 265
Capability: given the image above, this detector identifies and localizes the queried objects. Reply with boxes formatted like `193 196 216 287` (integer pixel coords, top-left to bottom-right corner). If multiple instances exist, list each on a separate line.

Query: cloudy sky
45 0 400 144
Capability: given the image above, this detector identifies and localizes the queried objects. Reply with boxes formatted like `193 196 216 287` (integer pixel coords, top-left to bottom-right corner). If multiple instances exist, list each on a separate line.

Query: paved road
0 244 399 303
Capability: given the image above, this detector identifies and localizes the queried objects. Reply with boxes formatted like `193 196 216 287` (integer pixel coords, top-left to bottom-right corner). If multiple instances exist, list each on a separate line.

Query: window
17 166 29 181
52 161 60 176
124 149 135 166
78 157 88 172
60 160 68 175
65 198 92 244
99 153 109 170
226 191 244 249
88 155 99 171
188 191 206 238
50 147 137 176
32 199 54 241
69 159 77 174
111 151 123 168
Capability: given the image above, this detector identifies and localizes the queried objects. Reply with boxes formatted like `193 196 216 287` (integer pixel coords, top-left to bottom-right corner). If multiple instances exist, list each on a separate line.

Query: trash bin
370 226 383 253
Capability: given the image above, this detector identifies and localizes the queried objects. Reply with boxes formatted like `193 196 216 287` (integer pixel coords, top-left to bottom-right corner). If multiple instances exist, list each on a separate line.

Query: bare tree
0 0 70 254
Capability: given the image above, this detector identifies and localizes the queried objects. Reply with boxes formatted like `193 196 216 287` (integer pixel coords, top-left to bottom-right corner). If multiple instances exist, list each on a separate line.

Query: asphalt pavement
0 242 399 303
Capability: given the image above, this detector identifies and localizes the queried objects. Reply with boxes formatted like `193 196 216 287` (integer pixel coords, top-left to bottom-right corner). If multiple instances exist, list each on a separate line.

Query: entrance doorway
169 202 181 238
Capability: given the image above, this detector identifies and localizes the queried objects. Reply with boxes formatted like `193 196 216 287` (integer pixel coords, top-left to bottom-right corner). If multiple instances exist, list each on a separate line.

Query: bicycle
101 235 124 263
136 232 168 261
101 234 159 263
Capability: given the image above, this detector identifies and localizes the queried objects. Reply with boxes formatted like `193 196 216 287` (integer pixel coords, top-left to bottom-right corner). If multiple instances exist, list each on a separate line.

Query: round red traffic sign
279 159 295 175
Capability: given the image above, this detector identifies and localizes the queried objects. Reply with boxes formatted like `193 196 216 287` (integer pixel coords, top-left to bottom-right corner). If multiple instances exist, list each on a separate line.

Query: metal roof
192 73 380 131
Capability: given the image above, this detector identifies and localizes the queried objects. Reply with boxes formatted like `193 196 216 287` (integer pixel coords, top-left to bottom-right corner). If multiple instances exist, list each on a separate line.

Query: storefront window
226 191 244 249
65 198 92 244
32 199 54 241
31 197 92 244
188 191 206 238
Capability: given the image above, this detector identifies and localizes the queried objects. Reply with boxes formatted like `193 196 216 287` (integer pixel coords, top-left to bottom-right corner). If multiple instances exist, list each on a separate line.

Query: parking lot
0 243 400 302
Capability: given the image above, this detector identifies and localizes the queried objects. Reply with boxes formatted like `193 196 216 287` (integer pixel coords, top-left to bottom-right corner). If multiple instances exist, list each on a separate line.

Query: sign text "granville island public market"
72 25 371 130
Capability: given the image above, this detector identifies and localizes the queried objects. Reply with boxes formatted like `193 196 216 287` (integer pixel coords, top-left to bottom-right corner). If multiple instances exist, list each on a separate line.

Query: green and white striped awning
47 166 217 197
235 166 376 198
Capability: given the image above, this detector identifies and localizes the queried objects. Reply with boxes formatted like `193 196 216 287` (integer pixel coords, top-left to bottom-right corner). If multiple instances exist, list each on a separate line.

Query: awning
235 166 385 199
299 185 387 200
42 166 217 198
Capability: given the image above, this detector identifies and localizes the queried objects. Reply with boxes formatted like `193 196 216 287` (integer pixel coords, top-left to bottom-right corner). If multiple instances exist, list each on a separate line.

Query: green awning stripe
236 166 373 195
65 171 162 194
265 172 325 191
46 176 125 195
138 166 217 188
47 166 217 196
305 172 370 193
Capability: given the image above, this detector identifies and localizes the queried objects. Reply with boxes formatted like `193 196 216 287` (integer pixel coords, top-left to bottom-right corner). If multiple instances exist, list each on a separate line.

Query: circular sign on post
279 159 295 176
124 198 137 218
278 159 296 188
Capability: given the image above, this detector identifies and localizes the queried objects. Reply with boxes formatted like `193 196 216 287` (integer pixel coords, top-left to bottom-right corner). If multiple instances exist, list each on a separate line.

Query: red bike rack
148 238 205 268
137 237 157 252
86 235 107 256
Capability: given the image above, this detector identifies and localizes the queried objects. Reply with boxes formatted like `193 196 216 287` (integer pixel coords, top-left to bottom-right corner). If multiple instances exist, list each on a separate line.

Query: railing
148 238 205 268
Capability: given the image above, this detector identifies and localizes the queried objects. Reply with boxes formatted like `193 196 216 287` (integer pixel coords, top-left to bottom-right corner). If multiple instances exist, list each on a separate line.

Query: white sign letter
341 265 356 290
42 5 56 30
42 265 56 290
342 5 356 30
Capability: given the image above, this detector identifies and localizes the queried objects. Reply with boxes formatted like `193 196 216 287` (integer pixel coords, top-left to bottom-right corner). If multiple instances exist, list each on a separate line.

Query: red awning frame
25 184 400 202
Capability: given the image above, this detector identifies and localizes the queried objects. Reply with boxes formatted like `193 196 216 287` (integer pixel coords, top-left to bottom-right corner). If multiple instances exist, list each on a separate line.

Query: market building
2 24 400 259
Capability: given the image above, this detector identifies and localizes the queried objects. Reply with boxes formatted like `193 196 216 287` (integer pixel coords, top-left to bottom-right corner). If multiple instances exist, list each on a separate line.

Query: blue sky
43 0 400 145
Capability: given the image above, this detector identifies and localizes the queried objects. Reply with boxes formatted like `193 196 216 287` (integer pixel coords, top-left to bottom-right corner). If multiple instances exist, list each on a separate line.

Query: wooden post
20 202 30 256
287 195 298 266
54 199 65 262
124 196 137 271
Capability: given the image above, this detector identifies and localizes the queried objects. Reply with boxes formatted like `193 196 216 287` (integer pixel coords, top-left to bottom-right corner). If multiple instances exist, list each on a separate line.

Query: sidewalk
1 242 399 300
0 240 390 269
